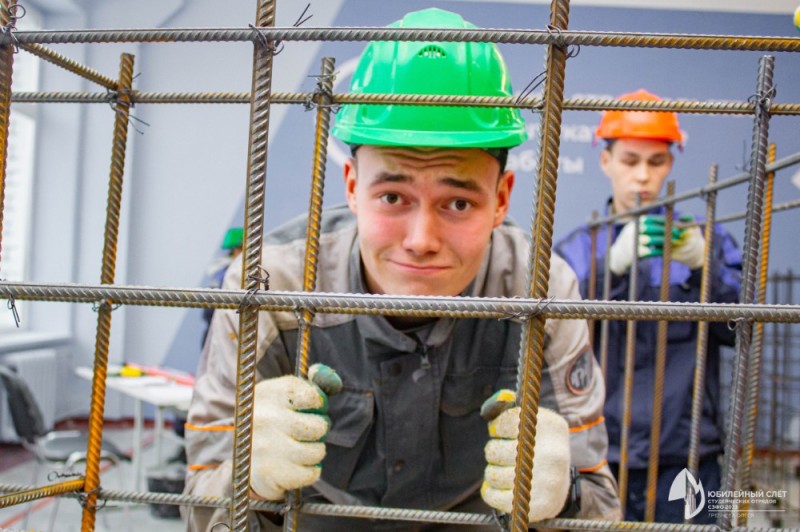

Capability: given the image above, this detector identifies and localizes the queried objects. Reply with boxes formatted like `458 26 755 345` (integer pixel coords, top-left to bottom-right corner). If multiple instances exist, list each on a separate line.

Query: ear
493 170 515 228
344 158 358 214
599 148 612 180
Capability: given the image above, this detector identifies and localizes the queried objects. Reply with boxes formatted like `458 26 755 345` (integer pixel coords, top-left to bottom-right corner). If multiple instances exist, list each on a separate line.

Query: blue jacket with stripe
554 204 742 468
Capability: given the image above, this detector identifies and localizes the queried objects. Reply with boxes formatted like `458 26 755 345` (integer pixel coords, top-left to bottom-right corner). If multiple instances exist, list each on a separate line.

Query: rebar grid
80 52 133 532
687 165 719 482
645 182 676 522
720 55 775 530
511 0 569 527
590 151 800 228
715 198 800 226
0 0 14 277
9 90 800 116
738 144 777 523
618 194 643 515
229 2 275 530
4 26 800 52
3 280 800 323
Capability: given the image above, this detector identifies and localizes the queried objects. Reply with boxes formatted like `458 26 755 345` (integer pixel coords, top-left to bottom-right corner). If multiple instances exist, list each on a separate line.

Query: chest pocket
322 388 374 489
441 367 513 417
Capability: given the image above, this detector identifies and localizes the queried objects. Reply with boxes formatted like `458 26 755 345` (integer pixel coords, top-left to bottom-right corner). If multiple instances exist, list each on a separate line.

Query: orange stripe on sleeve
578 459 607 474
188 464 220 471
569 416 605 433
185 422 234 432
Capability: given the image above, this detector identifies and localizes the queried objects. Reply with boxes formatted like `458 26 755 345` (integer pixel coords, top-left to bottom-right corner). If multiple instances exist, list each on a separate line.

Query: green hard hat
221 227 243 250
331 8 527 149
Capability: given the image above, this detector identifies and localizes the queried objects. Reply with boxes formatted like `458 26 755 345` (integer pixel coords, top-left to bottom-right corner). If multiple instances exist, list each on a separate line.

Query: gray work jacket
184 206 621 531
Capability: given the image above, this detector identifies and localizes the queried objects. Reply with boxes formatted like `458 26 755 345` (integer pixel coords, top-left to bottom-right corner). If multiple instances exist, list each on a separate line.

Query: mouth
389 260 450 275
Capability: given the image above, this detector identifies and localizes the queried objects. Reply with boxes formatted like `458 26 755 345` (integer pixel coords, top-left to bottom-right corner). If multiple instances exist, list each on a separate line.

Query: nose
632 161 651 184
402 208 442 256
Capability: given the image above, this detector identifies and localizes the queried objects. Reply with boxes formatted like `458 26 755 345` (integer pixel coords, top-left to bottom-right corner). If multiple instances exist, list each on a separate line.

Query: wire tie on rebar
47 470 83 482
303 72 339 113
1 3 25 53
279 494 304 516
237 266 270 314
749 84 777 120
77 487 109 511
727 317 750 331
91 299 121 312
514 71 546 109
5 292 20 327
105 87 150 135
249 4 312 57
292 306 315 329
491 509 510 532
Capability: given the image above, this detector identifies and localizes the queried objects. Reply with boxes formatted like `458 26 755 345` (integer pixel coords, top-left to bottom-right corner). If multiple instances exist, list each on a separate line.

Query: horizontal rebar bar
589 151 800 227
0 478 84 508
1 281 799 323
6 26 800 53
10 90 800 116
0 484 739 531
716 197 800 225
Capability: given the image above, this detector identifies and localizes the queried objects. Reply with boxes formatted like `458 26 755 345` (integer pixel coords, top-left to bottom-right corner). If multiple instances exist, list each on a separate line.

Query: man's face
344 145 514 297
600 138 674 214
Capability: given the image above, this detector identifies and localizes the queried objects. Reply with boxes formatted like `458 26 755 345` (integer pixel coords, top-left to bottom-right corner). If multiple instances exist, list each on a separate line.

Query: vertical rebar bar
588 211 599 347
80 52 134 532
738 142 776 524
687 165 719 484
599 220 613 378
284 56 335 532
644 182 675 522
617 194 642 515
511 0 570 529
0 0 15 276
230 1 276 530
719 54 774 530
768 272 780 482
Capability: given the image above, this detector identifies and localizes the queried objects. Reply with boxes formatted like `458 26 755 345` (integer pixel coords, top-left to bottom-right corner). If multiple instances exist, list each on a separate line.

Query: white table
75 366 193 491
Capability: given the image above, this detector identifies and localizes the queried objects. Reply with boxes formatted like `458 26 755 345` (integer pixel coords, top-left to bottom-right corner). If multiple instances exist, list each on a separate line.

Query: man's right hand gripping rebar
250 363 342 500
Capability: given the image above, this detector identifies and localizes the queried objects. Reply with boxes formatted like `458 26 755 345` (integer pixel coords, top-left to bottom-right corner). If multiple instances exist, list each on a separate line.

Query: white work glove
608 215 675 275
480 390 571 523
672 214 706 270
250 363 342 500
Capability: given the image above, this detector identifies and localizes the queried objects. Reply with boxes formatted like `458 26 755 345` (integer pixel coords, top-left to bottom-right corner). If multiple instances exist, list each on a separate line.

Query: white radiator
0 349 58 442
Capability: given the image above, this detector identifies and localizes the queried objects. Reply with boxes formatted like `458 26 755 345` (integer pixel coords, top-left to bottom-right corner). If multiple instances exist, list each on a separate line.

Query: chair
0 364 130 531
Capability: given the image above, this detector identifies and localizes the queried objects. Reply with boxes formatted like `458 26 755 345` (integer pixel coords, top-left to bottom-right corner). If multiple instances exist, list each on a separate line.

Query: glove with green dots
250 363 342 500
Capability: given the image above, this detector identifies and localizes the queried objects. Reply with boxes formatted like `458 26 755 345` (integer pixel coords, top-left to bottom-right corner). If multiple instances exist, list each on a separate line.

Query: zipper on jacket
412 342 431 383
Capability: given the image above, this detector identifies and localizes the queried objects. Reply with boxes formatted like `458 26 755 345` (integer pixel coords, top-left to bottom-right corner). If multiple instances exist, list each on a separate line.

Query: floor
0 425 188 532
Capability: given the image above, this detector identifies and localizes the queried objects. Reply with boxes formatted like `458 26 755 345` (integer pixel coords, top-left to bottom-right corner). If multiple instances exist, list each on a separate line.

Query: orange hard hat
595 89 684 145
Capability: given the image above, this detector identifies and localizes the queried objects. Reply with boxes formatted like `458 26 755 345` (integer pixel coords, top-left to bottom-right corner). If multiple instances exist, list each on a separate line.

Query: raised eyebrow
438 176 482 192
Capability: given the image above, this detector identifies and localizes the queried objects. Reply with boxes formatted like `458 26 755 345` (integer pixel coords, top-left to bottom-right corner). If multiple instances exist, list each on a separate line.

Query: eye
380 193 402 205
448 199 472 212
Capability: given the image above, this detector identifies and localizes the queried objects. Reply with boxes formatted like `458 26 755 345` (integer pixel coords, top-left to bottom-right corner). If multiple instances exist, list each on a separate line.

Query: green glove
608 215 673 275
672 214 706 269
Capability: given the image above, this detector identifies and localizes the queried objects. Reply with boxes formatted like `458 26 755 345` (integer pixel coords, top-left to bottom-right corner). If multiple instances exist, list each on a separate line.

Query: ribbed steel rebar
715 198 800 226
9 90 800 116
20 43 116 90
589 151 800 228
738 144 777 523
720 55 774 530
0 479 84 508
768 275 780 482
599 220 614 378
645 183 675 522
3 281 800 323
511 1 569 529
588 211 598 346
5 26 800 53
687 165 719 484
618 195 643 515
284 55 335 532
80 52 133 532
230 2 275 531
0 0 14 277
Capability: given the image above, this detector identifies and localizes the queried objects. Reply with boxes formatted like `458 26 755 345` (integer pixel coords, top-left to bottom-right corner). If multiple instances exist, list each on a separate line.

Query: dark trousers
610 459 721 524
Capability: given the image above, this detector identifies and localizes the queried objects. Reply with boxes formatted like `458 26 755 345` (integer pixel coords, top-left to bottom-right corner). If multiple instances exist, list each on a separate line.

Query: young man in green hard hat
184 8 620 530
